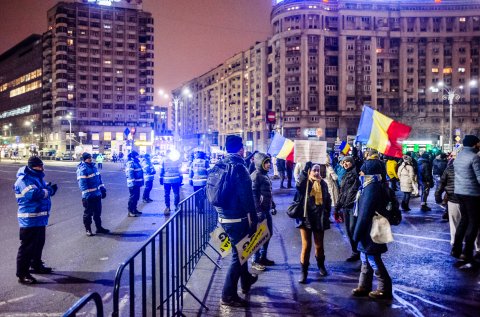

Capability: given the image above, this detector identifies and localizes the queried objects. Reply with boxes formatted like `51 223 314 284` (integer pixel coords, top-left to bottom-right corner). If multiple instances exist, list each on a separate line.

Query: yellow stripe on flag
367 110 393 153
276 139 294 160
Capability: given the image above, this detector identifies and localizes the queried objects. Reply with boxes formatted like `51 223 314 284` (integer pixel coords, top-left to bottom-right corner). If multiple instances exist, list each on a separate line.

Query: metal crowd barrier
62 292 104 317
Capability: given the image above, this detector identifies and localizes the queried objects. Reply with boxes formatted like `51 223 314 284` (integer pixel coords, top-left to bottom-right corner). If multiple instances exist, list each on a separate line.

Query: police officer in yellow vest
189 150 209 213
160 150 182 215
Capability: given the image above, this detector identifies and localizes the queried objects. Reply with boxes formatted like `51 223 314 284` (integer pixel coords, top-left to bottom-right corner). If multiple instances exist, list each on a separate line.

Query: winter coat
386 159 398 180
360 159 387 181
95 154 104 164
417 157 433 186
76 161 104 199
189 158 208 187
294 172 331 232
435 165 459 203
325 165 339 206
251 153 274 220
216 154 258 223
160 158 182 184
337 166 360 210
432 158 448 176
14 166 54 228
353 175 388 255
276 158 286 172
398 162 417 194
142 158 156 182
125 158 144 187
454 147 480 196
335 164 347 186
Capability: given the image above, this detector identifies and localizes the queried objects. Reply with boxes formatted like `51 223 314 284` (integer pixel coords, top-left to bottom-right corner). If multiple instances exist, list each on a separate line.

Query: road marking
394 233 450 243
402 217 418 231
395 288 455 312
304 287 319 294
393 289 425 317
394 240 450 255
118 294 130 315
0 313 62 317
0 294 35 307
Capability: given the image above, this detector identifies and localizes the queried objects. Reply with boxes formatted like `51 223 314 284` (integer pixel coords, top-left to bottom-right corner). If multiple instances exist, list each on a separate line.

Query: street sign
131 127 136 135
266 111 276 123
455 136 461 142
124 127 130 136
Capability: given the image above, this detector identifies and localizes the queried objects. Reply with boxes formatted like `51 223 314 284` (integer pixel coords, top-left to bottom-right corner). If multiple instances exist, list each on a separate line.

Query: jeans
359 252 391 294
420 184 430 205
128 185 141 212
83 195 102 230
221 219 251 301
143 180 153 200
253 211 273 262
389 178 398 191
17 226 46 277
453 195 480 260
344 208 358 254
402 192 411 207
164 183 180 208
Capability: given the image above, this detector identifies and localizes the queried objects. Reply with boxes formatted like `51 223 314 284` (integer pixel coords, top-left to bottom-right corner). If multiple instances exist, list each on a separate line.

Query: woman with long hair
294 162 332 284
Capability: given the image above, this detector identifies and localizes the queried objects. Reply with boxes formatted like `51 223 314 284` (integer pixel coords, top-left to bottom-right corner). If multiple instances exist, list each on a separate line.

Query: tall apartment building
0 34 43 155
43 0 155 154
176 0 480 151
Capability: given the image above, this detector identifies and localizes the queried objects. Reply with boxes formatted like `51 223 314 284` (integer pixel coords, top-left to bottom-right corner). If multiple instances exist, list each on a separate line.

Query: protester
294 162 331 283
250 152 276 271
398 155 418 211
286 159 294 188
189 150 209 213
451 135 480 265
14 157 57 284
417 153 434 211
324 156 339 207
385 157 399 191
160 150 182 215
433 153 448 190
125 151 144 217
353 157 392 300
141 153 156 203
334 156 347 186
218 135 259 307
335 156 361 262
77 152 109 236
276 157 287 189
95 153 104 170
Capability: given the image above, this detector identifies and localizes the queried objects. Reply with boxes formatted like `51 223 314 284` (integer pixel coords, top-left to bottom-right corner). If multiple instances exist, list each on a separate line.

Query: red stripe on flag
384 120 412 158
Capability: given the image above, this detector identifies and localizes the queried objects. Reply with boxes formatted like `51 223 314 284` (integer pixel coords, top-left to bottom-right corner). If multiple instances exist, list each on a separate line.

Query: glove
434 193 442 204
303 161 313 173
160 178 164 185
47 182 58 196
247 222 258 238
82 198 88 208
271 208 277 216
189 180 193 186
334 211 344 223
100 187 107 199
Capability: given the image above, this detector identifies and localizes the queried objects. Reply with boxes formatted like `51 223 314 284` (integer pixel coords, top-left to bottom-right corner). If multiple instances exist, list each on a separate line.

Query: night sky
0 0 273 104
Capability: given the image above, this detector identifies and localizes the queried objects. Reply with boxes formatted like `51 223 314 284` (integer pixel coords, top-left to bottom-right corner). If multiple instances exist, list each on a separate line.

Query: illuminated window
140 45 147 52
104 60 111 65
139 88 145 95
459 17 466 22
9 80 42 97
67 94 74 100
68 84 74 91
103 24 111 29
92 133 100 141
103 132 112 141
67 39 74 46
443 68 452 74
458 67 466 73
432 68 439 73
139 133 147 141
115 132 124 140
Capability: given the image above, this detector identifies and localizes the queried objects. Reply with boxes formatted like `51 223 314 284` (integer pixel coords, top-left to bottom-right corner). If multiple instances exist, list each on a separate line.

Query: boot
420 204 431 212
401 201 411 211
316 255 328 276
298 262 308 284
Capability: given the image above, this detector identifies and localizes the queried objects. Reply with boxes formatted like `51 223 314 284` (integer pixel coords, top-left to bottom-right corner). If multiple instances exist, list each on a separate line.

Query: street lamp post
24 119 34 144
59 113 73 160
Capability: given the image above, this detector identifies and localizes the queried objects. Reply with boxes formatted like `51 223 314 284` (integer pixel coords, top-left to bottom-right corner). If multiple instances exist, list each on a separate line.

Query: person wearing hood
13 157 58 284
125 150 144 217
250 152 277 271
142 153 156 203
417 152 434 211
77 152 109 236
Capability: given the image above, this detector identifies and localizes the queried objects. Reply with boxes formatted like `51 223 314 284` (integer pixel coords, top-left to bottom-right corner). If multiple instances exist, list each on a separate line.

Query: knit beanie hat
82 152 92 161
27 156 43 168
342 156 355 165
462 135 480 147
128 150 139 159
225 135 243 153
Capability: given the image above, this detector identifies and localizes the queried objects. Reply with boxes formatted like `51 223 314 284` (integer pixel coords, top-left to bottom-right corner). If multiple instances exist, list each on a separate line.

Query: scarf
308 176 323 206
353 174 382 216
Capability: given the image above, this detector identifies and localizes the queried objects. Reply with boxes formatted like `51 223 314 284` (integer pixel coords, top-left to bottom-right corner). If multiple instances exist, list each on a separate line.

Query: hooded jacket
189 152 209 187
453 147 480 196
125 156 144 187
251 153 274 217
14 166 54 228
337 166 360 210
77 161 105 199
142 157 156 182
435 163 459 203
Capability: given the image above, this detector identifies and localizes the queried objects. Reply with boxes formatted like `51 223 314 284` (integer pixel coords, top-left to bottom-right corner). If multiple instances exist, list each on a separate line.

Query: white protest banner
236 219 271 265
294 140 328 164
209 226 232 257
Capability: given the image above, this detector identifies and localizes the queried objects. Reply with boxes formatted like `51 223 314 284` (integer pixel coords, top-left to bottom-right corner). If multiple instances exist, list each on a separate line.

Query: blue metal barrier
62 292 104 317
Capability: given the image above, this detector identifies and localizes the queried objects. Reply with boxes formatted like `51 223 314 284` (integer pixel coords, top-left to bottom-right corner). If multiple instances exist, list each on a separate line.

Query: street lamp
59 113 73 160
431 80 477 151
3 123 12 137
24 119 34 143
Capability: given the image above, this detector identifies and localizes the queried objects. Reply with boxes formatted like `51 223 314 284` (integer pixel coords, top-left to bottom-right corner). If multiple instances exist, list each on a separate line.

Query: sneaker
142 199 149 203
220 296 248 307
251 262 266 271
86 229 95 236
147 198 154 202
241 273 258 294
128 211 137 217
134 210 142 215
164 207 171 215
30 263 53 274
368 290 393 300
420 205 431 212
96 227 110 234
258 258 275 266
352 287 371 297
18 274 37 285
346 253 360 262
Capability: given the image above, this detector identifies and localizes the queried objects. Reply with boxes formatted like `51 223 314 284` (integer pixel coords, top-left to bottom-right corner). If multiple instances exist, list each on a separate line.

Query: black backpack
381 186 402 226
206 160 232 208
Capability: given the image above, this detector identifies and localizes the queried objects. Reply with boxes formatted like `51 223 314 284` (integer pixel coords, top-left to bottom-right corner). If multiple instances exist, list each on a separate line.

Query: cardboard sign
236 219 271 265
210 226 232 257
294 140 328 164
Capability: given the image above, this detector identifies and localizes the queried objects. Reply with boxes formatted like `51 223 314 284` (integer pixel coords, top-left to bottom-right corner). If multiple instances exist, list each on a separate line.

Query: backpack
206 160 232 208
381 186 402 226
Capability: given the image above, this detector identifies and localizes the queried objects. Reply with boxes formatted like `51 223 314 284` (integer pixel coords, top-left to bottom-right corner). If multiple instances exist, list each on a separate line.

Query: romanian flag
268 132 294 160
355 105 411 158
339 141 350 155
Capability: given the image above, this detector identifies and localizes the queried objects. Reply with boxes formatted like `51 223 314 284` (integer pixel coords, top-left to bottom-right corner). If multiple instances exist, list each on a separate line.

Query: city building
0 34 43 157
175 0 480 152
42 0 155 156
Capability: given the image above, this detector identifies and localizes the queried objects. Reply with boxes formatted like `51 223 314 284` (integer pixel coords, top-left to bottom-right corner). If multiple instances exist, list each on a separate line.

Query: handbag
286 201 304 218
370 212 394 244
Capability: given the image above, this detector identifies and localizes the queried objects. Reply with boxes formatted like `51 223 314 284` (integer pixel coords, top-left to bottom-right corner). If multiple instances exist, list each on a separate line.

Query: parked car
56 153 74 161
151 155 161 165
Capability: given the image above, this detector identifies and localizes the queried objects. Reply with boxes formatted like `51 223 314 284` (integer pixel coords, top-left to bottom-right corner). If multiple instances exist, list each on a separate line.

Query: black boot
316 255 328 276
298 263 308 284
